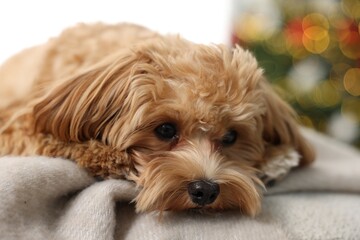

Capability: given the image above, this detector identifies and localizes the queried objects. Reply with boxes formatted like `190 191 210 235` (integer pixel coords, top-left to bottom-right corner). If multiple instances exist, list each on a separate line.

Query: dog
0 23 315 216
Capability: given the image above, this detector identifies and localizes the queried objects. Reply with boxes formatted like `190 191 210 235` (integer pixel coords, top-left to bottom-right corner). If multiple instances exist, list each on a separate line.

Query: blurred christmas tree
232 0 360 148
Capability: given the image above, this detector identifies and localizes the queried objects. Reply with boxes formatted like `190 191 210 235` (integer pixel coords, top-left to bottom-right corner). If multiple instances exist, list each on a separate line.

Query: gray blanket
1 129 359 240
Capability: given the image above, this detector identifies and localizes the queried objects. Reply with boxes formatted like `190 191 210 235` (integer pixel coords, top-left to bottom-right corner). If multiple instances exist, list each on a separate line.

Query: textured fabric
0 129 359 240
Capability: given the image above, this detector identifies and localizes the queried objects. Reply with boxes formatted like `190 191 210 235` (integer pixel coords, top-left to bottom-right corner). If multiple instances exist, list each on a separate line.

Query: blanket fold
1 129 359 240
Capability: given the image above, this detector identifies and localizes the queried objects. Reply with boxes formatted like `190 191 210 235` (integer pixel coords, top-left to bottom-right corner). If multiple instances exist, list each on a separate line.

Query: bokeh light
341 0 360 19
302 13 330 54
337 20 360 59
232 0 360 147
344 68 360 96
342 98 360 121
233 0 281 42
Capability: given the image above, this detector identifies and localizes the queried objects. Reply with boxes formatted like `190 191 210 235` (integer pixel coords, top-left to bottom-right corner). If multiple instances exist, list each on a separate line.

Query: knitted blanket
1 129 359 240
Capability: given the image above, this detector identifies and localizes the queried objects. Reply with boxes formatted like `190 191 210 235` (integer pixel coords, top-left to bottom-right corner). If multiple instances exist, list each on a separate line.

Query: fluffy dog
0 23 315 216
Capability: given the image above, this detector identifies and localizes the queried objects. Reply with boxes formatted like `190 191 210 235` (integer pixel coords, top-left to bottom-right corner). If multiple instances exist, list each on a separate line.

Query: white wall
0 0 231 64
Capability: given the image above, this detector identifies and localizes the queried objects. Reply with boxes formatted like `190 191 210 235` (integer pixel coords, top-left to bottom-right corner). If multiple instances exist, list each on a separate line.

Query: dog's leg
34 135 133 179
260 146 300 186
0 120 131 179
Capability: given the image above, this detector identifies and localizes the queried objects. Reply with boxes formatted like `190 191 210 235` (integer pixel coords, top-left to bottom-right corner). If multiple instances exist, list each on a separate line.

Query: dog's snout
187 180 220 206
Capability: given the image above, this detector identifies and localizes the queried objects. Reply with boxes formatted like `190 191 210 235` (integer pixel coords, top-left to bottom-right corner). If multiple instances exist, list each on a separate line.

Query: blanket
1 129 359 240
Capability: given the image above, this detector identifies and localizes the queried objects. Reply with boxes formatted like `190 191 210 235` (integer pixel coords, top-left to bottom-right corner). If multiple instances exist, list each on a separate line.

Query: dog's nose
187 180 220 206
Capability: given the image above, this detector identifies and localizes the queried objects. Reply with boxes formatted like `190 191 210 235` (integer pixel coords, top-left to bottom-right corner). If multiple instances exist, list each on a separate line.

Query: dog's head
33 37 314 216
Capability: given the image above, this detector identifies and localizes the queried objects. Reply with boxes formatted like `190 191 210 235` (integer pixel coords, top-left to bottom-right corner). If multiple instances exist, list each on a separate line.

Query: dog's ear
231 46 314 166
259 80 315 166
33 49 145 145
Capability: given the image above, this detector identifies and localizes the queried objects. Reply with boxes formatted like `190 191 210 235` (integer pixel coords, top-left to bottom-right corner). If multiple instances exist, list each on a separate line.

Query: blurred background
0 0 359 148
232 0 360 148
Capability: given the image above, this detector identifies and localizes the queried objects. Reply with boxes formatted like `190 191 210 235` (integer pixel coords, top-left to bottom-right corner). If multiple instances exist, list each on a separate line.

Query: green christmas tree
232 0 360 148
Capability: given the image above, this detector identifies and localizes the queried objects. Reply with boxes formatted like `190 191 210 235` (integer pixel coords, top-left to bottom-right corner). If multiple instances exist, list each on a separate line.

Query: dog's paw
260 149 300 187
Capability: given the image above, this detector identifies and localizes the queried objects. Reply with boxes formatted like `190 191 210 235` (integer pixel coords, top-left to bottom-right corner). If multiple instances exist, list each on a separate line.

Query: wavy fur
0 23 315 215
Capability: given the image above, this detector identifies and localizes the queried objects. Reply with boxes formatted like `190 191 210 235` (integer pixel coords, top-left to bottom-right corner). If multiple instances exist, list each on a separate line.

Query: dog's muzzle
187 180 220 206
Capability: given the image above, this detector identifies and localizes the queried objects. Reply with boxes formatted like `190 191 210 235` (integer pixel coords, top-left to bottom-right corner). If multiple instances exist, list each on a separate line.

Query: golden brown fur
0 23 315 216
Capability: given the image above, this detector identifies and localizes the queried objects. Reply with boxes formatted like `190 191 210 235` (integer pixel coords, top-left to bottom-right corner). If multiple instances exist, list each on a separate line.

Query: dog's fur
0 23 315 216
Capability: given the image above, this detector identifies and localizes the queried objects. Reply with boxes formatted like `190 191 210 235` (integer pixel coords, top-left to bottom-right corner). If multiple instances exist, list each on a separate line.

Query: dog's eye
155 123 177 141
221 130 237 146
